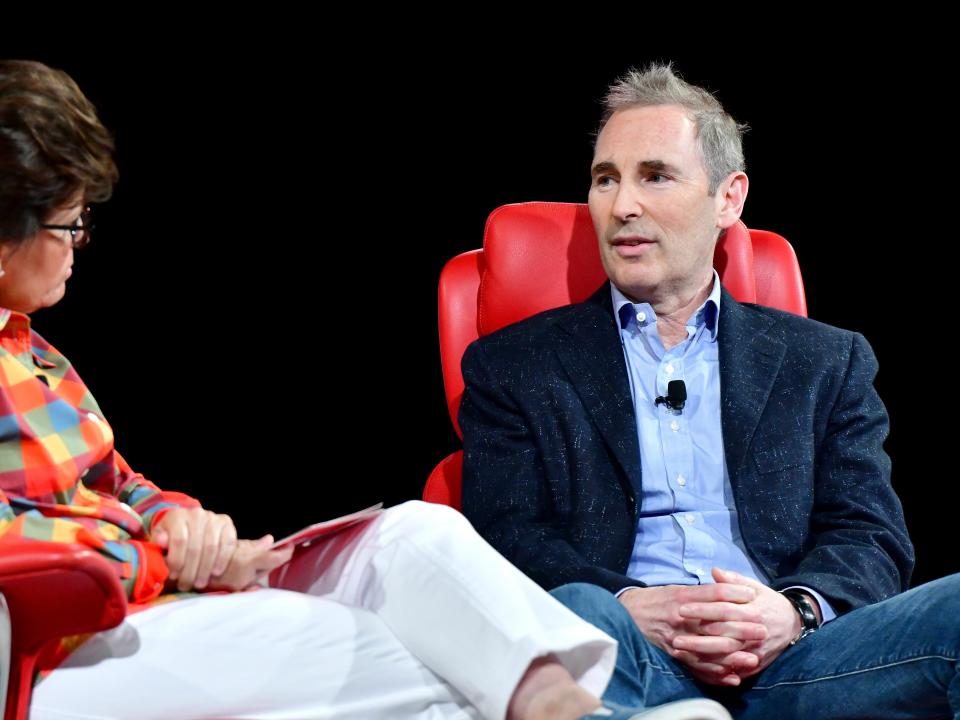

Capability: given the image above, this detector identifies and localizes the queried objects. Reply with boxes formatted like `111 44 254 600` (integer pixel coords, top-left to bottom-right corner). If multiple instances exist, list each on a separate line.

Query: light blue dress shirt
612 273 835 621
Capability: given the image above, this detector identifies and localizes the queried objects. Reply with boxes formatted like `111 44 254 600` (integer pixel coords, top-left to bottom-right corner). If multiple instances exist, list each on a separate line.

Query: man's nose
611 183 644 222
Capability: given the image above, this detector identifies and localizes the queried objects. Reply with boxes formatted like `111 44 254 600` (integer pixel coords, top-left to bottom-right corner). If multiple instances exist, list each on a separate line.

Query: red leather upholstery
425 201 806 509
0 541 127 720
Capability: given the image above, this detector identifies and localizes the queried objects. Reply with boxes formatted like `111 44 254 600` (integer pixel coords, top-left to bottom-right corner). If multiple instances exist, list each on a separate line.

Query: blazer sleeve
459 339 638 593
772 331 914 612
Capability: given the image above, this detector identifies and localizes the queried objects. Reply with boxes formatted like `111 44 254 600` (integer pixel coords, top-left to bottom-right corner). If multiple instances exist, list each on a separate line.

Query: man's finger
713 567 766 591
678 601 763 623
697 620 768 641
706 650 760 673
691 668 742 687
672 634 746 655
668 648 728 675
677 583 756 605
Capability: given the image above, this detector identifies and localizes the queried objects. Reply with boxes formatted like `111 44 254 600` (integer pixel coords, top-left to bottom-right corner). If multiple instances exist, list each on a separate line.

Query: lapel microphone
655 380 687 412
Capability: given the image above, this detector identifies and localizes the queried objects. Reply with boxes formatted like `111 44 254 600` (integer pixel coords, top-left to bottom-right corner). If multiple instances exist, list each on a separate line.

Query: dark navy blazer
460 282 914 614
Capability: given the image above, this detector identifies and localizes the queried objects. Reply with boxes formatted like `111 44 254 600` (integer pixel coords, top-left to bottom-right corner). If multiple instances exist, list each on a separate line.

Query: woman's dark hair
0 59 118 244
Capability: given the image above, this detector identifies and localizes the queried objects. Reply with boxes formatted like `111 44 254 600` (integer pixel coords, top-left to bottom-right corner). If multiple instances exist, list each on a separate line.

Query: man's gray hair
598 63 747 194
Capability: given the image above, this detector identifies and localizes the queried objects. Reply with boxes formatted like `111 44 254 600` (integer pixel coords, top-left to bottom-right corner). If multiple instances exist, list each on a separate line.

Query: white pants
31 501 617 720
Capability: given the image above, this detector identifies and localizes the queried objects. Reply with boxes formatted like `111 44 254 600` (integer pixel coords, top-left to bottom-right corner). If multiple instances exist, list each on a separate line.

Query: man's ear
716 171 749 231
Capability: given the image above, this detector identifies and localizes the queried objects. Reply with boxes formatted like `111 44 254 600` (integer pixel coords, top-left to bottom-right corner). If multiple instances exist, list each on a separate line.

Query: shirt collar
611 269 721 341
0 307 57 368
0 307 30 335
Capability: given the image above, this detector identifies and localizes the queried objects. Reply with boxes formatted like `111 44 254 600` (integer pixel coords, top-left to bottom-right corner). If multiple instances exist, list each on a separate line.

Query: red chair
423 201 806 510
0 541 127 720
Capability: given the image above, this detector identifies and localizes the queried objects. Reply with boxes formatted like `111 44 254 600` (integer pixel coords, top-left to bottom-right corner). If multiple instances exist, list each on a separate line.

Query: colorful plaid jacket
0 307 200 605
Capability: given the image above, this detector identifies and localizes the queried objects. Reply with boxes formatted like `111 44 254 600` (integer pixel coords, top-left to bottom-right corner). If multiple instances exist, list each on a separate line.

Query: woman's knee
382 500 475 540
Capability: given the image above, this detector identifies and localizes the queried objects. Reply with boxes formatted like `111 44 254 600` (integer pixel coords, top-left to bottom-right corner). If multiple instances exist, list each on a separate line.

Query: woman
0 59 730 720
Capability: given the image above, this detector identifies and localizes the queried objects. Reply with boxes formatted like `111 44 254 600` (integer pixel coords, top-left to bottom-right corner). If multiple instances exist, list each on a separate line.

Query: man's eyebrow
590 161 617 177
638 160 680 174
590 159 682 177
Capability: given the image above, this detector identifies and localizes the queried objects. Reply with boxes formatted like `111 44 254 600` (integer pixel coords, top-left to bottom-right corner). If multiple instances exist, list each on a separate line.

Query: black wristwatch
780 589 820 645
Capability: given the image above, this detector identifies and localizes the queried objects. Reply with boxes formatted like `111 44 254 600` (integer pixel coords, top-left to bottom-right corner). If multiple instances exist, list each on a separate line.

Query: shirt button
636 311 646 322
670 420 680 432
677 475 687 487
685 513 696 524
695 567 705 576
665 364 675 375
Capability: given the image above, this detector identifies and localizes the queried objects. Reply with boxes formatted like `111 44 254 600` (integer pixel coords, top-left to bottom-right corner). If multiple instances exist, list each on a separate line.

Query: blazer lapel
553 283 643 499
718 288 787 488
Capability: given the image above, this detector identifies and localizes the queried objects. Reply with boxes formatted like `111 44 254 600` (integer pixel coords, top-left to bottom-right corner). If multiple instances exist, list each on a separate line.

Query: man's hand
674 568 802 681
151 508 239 591
619 579 767 686
205 535 294 592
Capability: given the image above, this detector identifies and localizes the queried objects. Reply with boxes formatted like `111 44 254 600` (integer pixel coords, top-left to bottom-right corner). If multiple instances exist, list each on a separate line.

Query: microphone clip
654 379 687 413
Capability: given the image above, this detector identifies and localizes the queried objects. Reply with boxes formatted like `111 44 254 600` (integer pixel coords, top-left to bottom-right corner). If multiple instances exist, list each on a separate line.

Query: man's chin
610 277 660 304
618 272 657 297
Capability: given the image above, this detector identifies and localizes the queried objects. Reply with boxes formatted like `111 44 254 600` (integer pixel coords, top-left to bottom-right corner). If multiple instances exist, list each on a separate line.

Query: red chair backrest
426 201 806 509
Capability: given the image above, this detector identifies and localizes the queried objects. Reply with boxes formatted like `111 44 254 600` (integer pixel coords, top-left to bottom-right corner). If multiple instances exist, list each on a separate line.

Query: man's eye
595 176 616 187
647 173 668 183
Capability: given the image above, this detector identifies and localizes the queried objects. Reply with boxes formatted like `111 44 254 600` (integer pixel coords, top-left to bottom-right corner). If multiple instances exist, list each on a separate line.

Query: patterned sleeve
84 449 202 535
0 486 172 603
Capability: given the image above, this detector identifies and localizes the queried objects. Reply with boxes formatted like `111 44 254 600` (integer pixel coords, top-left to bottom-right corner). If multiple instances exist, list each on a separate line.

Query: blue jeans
551 575 960 719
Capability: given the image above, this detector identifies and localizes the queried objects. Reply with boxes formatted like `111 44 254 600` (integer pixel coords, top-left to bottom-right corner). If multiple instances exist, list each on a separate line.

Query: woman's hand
205 536 295 592
151 508 239 591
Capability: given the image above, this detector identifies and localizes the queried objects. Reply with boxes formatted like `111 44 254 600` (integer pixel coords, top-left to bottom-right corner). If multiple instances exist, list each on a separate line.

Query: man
460 63 959 717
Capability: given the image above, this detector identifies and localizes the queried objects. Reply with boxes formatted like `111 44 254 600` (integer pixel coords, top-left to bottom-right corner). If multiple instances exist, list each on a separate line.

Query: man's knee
550 582 636 635
911 572 960 620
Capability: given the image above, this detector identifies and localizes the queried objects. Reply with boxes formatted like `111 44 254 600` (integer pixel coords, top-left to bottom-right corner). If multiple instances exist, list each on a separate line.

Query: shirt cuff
615 586 642 598
131 540 170 603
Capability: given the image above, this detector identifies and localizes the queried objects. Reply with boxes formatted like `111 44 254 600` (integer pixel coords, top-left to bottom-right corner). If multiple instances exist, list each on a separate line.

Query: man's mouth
611 235 656 256
612 234 655 246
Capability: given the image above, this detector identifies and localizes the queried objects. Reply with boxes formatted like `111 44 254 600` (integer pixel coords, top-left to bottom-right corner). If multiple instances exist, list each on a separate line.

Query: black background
7 37 953 587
